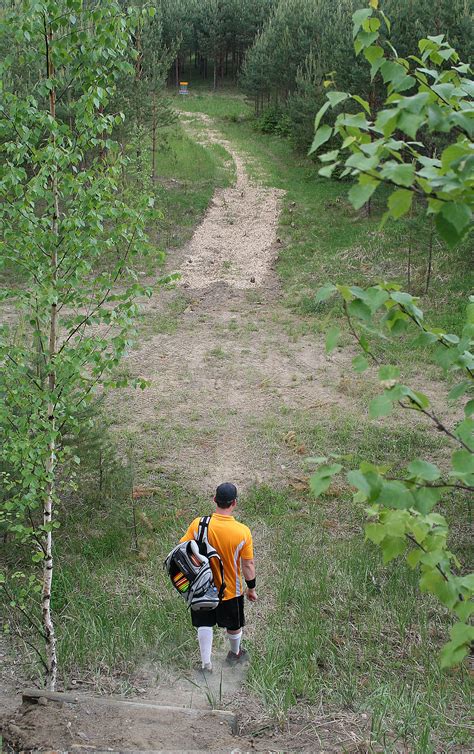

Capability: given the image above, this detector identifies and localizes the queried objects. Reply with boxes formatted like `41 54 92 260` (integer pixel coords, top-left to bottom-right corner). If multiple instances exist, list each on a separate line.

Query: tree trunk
175 55 179 87
213 58 217 90
128 445 139 553
407 199 413 291
135 23 142 80
44 17 58 692
151 91 157 184
425 216 434 294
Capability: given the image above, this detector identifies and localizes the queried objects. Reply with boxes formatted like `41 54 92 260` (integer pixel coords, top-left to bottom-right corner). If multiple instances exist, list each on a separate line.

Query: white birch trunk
151 91 157 183
43 19 58 691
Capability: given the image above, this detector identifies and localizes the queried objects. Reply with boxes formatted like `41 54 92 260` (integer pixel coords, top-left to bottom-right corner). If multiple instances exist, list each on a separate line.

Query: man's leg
192 611 216 671
226 628 242 656
223 597 247 664
197 626 213 670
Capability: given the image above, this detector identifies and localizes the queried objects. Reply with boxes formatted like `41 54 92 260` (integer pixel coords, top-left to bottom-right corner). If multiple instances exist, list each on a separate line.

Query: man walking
180 482 257 671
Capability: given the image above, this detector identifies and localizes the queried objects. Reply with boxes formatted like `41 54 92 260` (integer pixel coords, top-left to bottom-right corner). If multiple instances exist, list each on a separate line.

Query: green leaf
380 60 408 87
458 574 474 591
435 213 462 248
369 393 393 419
351 94 371 115
365 522 386 544
363 287 389 312
407 548 424 568
364 44 384 79
348 299 372 321
347 470 372 496
352 8 373 38
310 463 343 497
397 111 422 137
439 640 470 669
380 161 415 187
314 100 331 131
315 284 337 303
325 325 341 354
440 202 472 235
352 354 370 373
348 181 378 210
327 91 349 107
451 449 474 478
407 460 441 482
345 152 378 171
378 365 400 382
439 622 474 669
378 481 415 510
309 125 332 155
454 601 474 621
384 510 410 537
413 486 442 514
387 189 413 219
381 536 406 563
448 381 471 402
454 418 474 450
465 400 474 417
318 163 339 178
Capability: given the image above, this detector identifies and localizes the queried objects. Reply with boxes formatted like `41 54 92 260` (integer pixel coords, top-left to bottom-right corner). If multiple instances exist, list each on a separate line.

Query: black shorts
191 596 245 631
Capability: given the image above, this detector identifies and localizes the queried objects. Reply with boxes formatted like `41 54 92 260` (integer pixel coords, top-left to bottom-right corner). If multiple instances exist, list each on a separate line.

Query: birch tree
310 2 473 668
0 0 155 689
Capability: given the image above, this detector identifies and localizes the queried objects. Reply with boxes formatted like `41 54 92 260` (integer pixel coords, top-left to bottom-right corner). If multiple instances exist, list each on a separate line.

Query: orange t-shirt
180 513 254 600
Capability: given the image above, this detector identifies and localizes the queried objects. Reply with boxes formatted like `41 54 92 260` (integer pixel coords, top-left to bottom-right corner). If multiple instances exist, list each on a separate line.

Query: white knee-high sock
227 630 242 655
197 626 213 667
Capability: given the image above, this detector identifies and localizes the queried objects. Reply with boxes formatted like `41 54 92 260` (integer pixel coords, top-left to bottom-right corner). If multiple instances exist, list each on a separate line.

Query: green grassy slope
5 88 470 753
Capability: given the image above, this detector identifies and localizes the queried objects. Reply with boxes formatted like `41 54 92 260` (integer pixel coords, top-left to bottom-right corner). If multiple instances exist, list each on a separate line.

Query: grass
53 477 198 679
125 119 234 276
243 485 472 752
49 462 471 750
2 85 472 753
175 89 473 377
173 88 251 120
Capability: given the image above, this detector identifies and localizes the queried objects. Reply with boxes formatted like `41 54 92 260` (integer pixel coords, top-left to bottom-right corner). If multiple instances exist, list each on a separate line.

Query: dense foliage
241 0 473 151
159 0 276 87
311 2 473 667
0 0 161 687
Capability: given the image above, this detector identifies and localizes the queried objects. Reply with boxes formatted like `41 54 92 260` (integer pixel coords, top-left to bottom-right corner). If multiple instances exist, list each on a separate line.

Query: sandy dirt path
111 112 348 494
2 111 453 754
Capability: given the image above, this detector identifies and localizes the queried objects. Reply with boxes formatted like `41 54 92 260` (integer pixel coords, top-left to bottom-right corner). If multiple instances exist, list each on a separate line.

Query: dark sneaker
200 662 213 674
226 648 249 666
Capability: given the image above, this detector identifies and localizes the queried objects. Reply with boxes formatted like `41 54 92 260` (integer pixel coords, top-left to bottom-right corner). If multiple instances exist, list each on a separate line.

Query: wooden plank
22 689 238 734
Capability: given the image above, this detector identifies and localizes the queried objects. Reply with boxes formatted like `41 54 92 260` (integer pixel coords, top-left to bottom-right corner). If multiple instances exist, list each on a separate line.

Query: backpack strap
197 515 226 600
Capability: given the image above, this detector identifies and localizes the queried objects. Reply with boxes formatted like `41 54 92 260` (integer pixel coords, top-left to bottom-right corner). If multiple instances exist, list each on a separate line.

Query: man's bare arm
242 558 257 601
242 557 255 580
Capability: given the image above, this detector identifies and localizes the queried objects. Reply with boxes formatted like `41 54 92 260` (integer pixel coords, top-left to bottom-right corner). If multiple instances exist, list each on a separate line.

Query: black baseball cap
215 482 237 505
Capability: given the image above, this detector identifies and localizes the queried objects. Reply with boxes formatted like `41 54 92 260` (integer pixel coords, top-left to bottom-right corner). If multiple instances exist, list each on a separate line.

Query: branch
2 582 47 640
6 355 43 393
398 303 474 381
343 301 381 365
26 507 47 556
399 401 473 453
405 534 464 602
57 225 138 355
387 478 473 494
17 632 49 674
